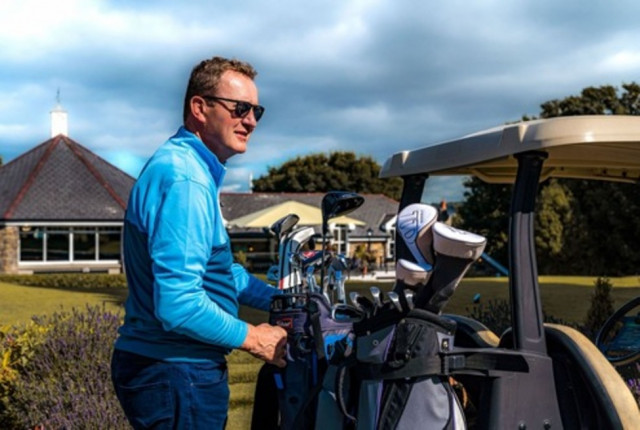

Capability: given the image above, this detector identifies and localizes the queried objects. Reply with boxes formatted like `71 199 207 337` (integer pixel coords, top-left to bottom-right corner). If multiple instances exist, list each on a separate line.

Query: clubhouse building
0 107 399 275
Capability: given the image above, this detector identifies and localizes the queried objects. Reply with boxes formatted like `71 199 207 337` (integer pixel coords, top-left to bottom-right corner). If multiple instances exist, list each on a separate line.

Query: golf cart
379 115 640 429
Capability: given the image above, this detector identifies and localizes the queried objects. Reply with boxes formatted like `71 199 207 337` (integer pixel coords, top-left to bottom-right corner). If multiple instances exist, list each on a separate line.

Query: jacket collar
174 126 227 185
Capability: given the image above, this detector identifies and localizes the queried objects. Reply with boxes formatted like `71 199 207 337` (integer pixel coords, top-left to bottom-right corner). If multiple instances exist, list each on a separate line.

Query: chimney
50 89 68 137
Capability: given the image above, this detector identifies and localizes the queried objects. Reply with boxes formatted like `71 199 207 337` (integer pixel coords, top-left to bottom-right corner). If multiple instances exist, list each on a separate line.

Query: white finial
50 89 68 137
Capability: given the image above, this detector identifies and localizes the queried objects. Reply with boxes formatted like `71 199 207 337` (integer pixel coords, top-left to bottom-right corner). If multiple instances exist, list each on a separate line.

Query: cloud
2 0 640 201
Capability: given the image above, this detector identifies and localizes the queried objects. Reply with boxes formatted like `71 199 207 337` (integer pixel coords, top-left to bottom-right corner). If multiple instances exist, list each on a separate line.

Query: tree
456 177 511 268
540 83 640 117
458 82 640 275
535 179 574 274
540 83 640 275
584 277 615 339
252 151 403 200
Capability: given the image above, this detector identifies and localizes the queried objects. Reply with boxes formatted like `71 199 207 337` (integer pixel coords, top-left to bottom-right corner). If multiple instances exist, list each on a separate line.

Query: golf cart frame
380 116 640 429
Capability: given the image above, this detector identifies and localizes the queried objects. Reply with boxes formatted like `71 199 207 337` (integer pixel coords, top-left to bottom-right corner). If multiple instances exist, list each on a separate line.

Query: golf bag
251 292 354 430
315 306 466 430
314 205 485 429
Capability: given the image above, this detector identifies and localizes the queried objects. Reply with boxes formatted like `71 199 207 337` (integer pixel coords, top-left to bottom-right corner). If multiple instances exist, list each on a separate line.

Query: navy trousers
111 349 229 429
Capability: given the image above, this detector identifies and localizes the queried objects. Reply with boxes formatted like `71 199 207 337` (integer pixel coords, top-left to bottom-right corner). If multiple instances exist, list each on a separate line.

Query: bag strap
334 360 358 424
357 350 529 381
310 307 326 360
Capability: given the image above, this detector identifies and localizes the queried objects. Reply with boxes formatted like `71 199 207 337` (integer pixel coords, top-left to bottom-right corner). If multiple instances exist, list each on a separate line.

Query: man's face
199 70 259 162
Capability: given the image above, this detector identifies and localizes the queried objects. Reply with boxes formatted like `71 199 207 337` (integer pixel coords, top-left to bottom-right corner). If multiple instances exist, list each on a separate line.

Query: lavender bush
466 299 512 336
0 306 128 429
621 363 640 407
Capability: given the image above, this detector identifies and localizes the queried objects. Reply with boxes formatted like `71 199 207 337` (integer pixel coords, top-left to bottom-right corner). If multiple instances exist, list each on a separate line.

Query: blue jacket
115 127 277 362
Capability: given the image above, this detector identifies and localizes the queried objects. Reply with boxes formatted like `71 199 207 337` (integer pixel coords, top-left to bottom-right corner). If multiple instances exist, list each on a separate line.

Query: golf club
282 226 315 291
414 222 486 312
387 291 402 312
370 286 382 309
396 203 438 270
270 214 300 290
320 191 365 300
404 290 415 310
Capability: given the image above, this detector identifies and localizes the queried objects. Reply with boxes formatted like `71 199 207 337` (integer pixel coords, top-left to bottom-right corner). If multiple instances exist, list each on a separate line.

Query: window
19 228 43 261
387 226 396 260
46 228 70 261
18 225 122 263
331 225 349 255
98 227 121 260
74 229 96 260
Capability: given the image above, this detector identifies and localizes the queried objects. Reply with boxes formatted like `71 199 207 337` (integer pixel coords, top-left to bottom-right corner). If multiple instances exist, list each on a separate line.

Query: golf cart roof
380 115 640 184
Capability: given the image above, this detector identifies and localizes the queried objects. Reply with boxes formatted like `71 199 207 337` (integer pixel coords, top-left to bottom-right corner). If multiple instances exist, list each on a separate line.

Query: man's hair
183 56 257 122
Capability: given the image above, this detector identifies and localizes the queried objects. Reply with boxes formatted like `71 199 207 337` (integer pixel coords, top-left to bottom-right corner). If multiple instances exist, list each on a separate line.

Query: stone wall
0 225 19 274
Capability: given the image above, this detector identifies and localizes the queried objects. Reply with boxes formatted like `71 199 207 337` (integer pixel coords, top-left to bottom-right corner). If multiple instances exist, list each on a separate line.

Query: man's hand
240 323 288 367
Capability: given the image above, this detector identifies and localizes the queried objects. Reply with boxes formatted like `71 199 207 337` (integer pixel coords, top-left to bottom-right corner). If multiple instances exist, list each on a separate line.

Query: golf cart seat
445 314 500 348
499 324 639 429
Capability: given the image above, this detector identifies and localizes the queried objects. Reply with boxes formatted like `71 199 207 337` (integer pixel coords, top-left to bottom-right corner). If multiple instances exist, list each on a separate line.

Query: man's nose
242 110 258 128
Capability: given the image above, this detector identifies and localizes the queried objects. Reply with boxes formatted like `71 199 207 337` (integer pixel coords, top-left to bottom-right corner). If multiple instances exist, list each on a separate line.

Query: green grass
448 276 640 324
2 276 639 430
0 281 127 326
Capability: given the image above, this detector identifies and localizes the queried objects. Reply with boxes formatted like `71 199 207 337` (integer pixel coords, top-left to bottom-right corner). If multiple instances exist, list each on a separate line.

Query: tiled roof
0 134 135 221
0 136 398 229
221 192 398 236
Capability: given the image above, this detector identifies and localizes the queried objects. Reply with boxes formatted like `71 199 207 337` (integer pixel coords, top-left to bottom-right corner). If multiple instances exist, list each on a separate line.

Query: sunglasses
201 95 265 122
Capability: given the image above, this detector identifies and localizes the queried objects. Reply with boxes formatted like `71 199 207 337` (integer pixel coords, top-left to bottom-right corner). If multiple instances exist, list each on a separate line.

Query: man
111 56 287 429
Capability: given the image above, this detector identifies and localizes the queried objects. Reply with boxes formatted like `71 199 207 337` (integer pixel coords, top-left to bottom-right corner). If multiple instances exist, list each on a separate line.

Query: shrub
0 306 128 429
465 299 584 338
628 363 640 407
466 299 512 336
0 273 127 289
584 277 615 340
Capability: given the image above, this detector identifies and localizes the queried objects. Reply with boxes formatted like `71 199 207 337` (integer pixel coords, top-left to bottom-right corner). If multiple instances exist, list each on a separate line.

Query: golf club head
321 191 365 235
370 286 382 308
404 290 415 310
397 203 438 270
387 291 402 312
331 303 365 322
349 291 361 308
282 226 316 289
396 258 432 289
286 226 316 254
432 222 487 260
270 213 300 238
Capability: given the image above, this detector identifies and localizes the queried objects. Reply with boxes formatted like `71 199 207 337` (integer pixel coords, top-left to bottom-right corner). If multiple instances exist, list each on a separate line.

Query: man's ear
189 96 208 123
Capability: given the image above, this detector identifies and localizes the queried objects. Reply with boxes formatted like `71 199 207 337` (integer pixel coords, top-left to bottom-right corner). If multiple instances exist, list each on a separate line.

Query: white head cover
396 203 438 270
432 222 486 261
396 258 432 289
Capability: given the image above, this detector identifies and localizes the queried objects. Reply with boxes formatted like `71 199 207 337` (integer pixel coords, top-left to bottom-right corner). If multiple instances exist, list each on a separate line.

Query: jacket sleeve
149 179 248 349
233 264 278 311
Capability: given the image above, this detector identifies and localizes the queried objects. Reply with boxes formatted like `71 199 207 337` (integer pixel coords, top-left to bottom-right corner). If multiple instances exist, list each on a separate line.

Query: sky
1 0 640 202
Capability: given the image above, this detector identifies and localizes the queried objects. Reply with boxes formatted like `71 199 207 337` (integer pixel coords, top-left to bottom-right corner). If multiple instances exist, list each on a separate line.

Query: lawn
1 276 638 430
238 275 640 328
0 281 127 326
